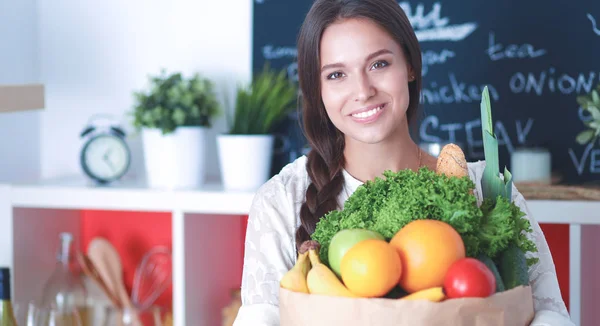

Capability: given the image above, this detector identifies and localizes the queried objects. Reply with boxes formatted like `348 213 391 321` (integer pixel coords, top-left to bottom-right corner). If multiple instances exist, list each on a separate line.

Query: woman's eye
371 60 389 70
327 71 345 80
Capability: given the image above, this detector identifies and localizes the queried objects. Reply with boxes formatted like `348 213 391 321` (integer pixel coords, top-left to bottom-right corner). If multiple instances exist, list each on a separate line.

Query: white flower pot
217 134 275 191
142 126 207 189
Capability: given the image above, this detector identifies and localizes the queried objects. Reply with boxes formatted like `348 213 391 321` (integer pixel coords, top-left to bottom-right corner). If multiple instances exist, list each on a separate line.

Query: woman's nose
354 73 376 102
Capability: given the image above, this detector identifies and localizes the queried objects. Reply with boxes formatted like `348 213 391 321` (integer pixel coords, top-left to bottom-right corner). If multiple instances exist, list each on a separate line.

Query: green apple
328 228 385 277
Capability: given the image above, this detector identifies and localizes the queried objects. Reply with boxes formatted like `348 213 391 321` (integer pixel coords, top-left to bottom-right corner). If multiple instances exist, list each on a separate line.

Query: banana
303 240 357 298
400 287 446 302
280 250 311 293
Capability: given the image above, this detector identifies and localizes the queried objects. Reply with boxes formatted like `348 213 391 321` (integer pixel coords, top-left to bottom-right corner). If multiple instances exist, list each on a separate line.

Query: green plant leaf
503 167 513 200
481 86 493 136
229 63 297 135
576 130 595 144
173 108 186 125
587 106 600 121
480 86 511 202
130 69 221 134
482 132 505 201
593 90 600 106
575 83 600 147
576 95 590 108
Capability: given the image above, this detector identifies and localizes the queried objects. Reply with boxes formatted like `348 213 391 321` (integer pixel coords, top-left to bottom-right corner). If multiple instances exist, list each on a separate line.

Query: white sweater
233 155 574 326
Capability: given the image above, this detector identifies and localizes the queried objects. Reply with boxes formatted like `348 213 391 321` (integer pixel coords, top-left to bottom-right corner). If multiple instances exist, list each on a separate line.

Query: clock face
81 135 130 182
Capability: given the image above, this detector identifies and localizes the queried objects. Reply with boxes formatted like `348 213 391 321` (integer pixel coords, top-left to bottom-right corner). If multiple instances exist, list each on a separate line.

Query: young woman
233 0 572 325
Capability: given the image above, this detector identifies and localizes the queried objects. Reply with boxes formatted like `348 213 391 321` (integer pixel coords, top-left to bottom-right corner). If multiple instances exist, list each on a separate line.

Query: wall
37 0 252 180
0 0 41 183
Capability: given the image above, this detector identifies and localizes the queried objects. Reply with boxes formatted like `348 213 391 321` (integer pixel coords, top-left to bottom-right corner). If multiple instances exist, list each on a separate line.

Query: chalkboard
253 0 600 185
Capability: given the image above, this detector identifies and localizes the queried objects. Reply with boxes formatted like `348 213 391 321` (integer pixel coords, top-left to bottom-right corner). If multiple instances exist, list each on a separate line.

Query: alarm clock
79 115 131 184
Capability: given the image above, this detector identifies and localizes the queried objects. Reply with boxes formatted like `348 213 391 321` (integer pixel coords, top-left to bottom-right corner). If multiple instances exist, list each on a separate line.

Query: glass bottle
0 268 17 326
39 232 88 326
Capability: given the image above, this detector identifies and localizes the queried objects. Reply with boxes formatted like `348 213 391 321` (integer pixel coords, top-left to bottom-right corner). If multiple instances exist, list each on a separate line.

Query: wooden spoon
77 251 121 308
87 237 142 326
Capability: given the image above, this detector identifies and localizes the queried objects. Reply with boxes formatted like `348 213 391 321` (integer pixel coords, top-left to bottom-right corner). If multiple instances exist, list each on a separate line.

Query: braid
295 149 345 250
294 0 348 251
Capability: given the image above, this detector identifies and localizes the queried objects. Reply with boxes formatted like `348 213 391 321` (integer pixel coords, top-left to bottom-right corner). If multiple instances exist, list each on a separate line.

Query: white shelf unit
0 176 256 326
1 176 599 326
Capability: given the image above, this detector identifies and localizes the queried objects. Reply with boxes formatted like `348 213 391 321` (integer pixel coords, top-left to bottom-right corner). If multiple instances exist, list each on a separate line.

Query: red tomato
443 258 496 298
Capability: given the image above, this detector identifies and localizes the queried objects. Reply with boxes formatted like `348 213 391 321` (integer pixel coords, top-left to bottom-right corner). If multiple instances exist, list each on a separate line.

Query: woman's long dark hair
295 0 423 250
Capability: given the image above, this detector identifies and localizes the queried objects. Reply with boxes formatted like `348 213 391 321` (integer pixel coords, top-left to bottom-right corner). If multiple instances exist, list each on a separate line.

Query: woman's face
319 17 413 145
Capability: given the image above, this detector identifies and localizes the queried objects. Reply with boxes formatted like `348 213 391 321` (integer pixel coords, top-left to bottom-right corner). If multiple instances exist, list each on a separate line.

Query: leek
480 86 512 202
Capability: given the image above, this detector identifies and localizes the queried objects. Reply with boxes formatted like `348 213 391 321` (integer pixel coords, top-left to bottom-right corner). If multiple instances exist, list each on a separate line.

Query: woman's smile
349 103 387 124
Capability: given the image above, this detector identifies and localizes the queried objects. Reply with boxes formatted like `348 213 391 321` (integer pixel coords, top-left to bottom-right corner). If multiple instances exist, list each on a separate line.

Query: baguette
436 143 469 178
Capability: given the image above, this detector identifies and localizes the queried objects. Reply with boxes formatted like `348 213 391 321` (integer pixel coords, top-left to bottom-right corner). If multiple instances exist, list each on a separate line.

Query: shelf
527 200 600 225
6 174 600 221
7 175 256 215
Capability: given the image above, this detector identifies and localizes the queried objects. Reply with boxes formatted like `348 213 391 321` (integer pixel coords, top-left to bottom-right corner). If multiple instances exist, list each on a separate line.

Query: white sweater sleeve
511 187 575 326
233 177 297 326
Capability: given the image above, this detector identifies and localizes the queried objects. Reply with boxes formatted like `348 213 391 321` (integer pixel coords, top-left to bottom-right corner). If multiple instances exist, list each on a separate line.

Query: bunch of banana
279 246 311 293
280 240 356 297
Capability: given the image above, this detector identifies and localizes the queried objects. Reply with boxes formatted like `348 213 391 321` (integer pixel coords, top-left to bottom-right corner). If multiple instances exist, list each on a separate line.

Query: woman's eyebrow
320 48 393 72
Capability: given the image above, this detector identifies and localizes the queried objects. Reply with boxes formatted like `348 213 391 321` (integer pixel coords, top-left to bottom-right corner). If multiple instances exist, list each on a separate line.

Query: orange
389 219 465 293
340 239 402 297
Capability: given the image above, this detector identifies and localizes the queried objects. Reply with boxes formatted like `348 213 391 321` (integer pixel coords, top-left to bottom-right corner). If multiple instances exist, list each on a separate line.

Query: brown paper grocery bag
280 286 534 326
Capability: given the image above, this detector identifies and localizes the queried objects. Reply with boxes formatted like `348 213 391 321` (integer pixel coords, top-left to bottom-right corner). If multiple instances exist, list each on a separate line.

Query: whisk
131 246 173 312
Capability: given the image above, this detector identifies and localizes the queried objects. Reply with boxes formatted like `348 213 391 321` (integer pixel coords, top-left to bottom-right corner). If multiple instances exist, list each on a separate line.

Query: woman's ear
407 66 416 82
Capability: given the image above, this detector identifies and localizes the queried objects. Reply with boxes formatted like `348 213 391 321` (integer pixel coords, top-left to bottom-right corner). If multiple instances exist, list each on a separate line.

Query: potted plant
576 84 600 147
218 64 297 191
131 69 221 189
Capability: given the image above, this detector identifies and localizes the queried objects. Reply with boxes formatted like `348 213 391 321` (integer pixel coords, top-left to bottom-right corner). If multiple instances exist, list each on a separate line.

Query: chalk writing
486 32 546 61
464 120 484 158
287 62 299 82
509 69 599 96
516 119 535 144
419 115 533 158
262 45 297 60
588 14 600 36
594 151 600 173
422 49 455 75
569 143 600 175
399 2 477 42
421 74 499 105
579 106 595 123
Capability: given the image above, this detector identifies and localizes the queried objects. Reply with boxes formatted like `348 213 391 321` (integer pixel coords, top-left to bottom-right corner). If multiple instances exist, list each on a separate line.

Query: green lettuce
479 196 538 265
311 167 538 267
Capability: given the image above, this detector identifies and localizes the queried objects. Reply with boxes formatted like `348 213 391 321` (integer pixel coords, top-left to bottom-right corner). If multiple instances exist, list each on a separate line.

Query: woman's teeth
352 106 382 118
